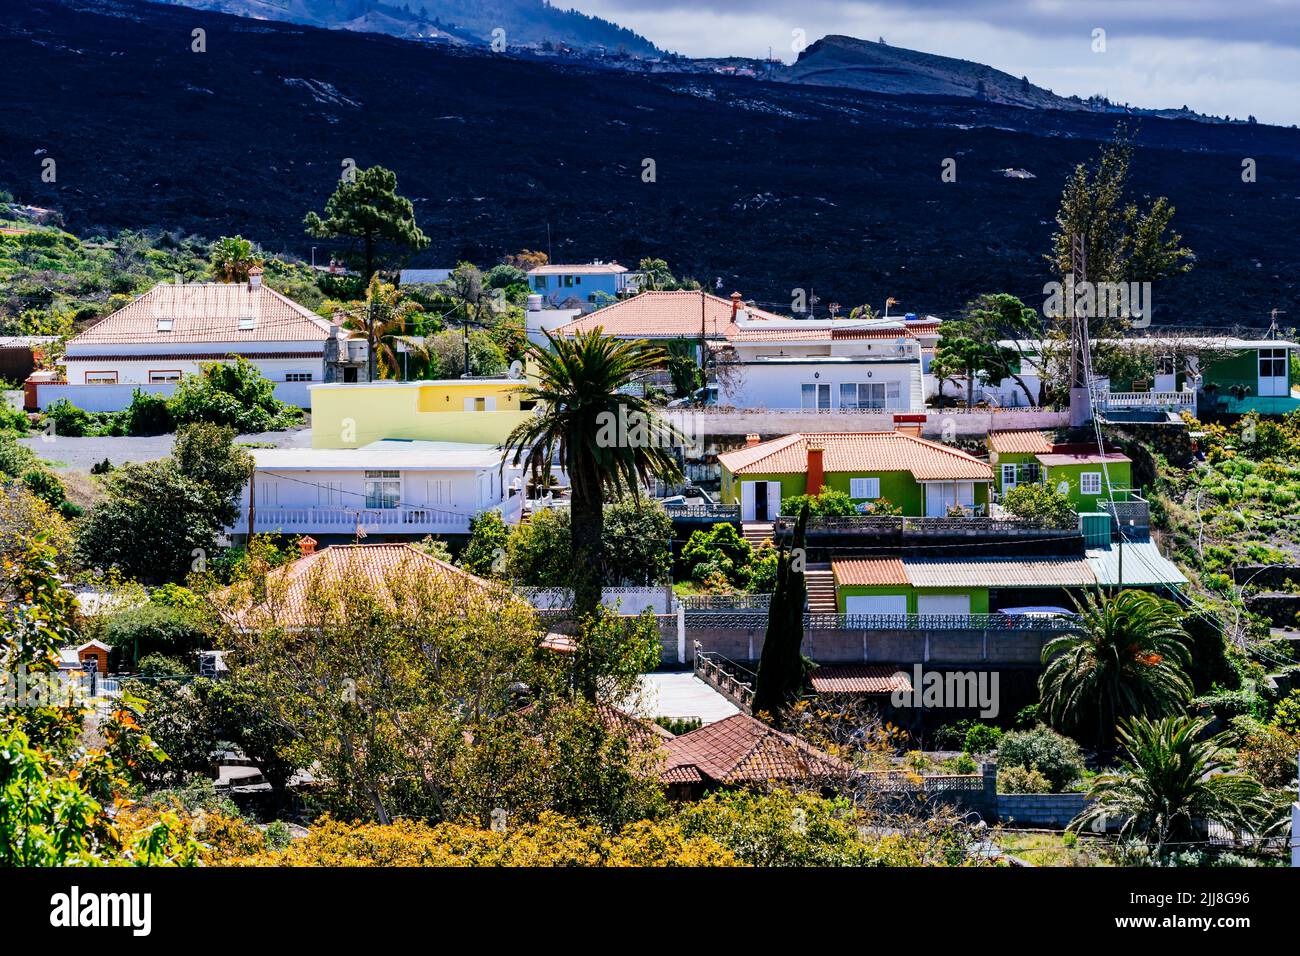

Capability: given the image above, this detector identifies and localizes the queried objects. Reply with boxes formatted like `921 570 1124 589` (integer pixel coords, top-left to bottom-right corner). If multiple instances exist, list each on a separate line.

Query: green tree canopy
304 165 429 281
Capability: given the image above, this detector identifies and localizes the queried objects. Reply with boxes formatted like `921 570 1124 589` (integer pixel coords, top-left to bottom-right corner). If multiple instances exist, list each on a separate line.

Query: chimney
806 445 825 495
248 265 264 289
730 291 743 320
297 535 318 558
745 433 761 448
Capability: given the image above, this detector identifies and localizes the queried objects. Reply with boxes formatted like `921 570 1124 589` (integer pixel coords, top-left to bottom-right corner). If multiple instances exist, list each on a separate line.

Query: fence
663 502 740 521
774 515 1077 537
802 613 1078 633
679 592 772 611
693 644 755 711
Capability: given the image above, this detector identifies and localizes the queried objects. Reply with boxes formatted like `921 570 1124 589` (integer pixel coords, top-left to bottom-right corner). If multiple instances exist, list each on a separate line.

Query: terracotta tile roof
718 432 993 481
69 282 335 346
809 664 912 695
988 430 1054 455
661 713 849 786
554 290 789 339
901 556 1097 588
831 322 940 340
833 557 909 586
225 543 509 629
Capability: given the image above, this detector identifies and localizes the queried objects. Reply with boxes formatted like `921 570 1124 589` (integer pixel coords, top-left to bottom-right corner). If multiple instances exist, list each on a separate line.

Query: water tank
1079 512 1111 548
904 312 918 321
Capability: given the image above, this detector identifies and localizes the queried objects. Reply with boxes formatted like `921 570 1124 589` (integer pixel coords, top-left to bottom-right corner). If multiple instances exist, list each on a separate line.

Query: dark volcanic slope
5 0 1300 321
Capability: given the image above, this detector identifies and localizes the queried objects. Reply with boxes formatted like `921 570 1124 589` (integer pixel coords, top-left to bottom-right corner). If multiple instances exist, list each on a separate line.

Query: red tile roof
224 543 511 629
833 557 909 586
718 432 993 481
555 290 788 340
809 664 912 695
988 430 1054 455
661 713 849 786
69 282 335 346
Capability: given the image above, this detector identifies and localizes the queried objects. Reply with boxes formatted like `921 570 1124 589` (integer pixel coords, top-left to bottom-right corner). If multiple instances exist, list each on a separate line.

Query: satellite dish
508 360 523 379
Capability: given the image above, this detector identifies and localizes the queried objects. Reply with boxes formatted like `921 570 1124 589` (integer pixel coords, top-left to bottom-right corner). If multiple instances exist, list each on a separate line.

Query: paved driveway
20 427 312 471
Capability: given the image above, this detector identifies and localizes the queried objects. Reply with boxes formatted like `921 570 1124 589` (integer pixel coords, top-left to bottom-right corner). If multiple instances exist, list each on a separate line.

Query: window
1001 463 1018 489
238 316 256 330
850 477 881 499
85 371 118 384
156 318 173 332
1081 472 1102 495
839 381 901 409
801 383 830 410
562 275 573 287
317 481 343 507
148 370 181 383
285 372 313 382
364 470 400 509
1260 348 1288 379
533 276 547 290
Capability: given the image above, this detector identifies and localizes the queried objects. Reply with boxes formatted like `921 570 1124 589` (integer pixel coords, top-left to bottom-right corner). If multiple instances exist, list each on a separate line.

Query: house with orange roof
717 430 993 521
550 289 935 412
987 430 1133 512
48 269 367 412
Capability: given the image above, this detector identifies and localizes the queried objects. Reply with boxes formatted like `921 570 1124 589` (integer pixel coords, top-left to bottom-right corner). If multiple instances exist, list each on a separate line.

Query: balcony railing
803 612 1079 632
1093 389 1196 411
663 502 741 520
772 515 1077 536
238 497 522 535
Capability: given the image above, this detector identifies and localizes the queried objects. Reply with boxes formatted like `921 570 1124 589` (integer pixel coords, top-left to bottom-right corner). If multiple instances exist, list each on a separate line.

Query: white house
553 289 934 412
48 269 367 411
227 439 522 542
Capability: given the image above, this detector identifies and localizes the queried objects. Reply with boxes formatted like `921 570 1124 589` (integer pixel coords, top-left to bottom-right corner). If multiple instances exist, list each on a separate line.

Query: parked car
667 385 718 408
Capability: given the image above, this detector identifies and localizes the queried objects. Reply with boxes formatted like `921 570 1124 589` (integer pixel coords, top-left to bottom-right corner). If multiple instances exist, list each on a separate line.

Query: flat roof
251 439 504 470
1036 452 1131 467
309 379 521 389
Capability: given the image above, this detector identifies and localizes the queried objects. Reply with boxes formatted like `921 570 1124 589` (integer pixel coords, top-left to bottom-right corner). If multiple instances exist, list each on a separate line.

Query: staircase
741 522 774 547
804 564 837 613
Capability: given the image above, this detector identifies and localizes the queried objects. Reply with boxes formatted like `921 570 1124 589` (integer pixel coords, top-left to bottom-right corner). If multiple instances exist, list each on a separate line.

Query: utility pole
367 294 378 382
246 459 256 541
463 321 471 378
1068 233 1093 428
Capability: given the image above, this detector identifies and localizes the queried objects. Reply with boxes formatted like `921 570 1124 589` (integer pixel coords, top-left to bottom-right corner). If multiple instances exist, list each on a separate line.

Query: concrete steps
741 522 774 547
804 568 837 613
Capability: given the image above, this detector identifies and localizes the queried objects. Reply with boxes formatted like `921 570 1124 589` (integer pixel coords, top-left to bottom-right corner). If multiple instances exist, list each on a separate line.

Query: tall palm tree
1039 588 1192 748
210 235 264 283
503 329 683 620
1072 715 1269 853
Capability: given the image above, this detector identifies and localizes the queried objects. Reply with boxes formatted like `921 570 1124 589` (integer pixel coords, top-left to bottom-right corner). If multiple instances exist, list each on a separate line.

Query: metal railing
1093 389 1196 410
773 515 1077 535
663 502 741 520
803 612 1078 631
693 643 755 710
679 592 772 610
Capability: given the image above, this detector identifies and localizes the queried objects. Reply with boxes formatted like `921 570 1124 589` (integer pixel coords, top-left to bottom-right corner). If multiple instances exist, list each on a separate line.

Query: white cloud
573 0 1300 125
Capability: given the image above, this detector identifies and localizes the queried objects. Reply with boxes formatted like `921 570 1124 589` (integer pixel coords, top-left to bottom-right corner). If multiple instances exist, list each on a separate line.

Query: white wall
720 361 921 411
64 355 321 387
36 380 312 412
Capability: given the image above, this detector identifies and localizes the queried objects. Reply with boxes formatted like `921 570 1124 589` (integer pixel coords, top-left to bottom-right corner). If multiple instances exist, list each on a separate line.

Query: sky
573 0 1300 126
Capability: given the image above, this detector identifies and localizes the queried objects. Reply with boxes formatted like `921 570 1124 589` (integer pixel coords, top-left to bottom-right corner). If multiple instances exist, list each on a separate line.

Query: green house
988 431 1131 512
718 431 993 522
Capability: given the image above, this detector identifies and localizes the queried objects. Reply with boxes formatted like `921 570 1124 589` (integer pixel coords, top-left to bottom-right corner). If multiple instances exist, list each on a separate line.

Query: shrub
1236 724 1300 790
780 488 857 517
168 356 302 432
135 652 192 678
996 724 1084 792
997 765 1052 794
0 403 29 435
459 510 509 577
1000 482 1078 528
505 506 570 586
20 467 67 509
1271 690 1300 734
681 523 751 586
123 388 174 436
104 605 209 665
41 398 92 437
964 723 1004 754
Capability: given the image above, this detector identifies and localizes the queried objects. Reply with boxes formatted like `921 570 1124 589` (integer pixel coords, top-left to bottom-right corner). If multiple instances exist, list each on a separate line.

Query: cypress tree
752 504 810 727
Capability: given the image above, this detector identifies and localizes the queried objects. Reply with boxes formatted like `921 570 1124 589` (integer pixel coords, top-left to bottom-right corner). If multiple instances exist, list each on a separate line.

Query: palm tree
210 235 264 283
1072 715 1268 853
1039 588 1192 748
339 275 424 380
503 330 683 622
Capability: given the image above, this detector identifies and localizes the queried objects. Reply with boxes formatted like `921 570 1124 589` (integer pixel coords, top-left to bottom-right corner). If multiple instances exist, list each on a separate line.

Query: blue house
527 262 638 306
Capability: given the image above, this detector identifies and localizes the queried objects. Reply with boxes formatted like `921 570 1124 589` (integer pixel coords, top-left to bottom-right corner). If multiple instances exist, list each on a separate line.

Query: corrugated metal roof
1086 541 1187 587
1037 451 1131 467
833 557 909 586
902 556 1097 588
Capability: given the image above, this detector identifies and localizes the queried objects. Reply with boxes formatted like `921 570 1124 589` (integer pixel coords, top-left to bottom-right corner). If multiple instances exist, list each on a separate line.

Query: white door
925 482 975 517
1259 348 1289 397
766 481 781 520
917 593 970 615
845 594 908 616
741 481 757 521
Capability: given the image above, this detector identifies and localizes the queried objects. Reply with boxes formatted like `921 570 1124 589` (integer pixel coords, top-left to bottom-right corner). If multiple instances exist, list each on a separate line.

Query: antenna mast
1068 233 1094 427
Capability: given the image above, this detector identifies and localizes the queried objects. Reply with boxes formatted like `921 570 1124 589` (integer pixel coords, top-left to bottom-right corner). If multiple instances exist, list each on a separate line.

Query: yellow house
310 380 534 448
